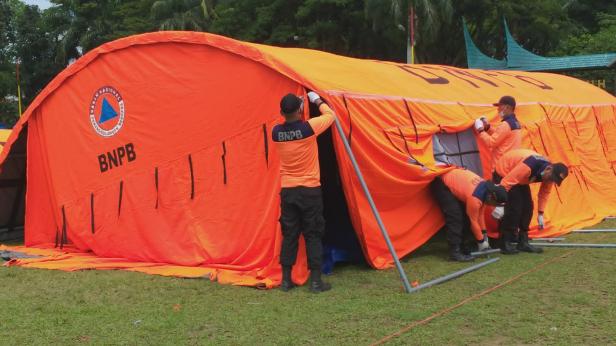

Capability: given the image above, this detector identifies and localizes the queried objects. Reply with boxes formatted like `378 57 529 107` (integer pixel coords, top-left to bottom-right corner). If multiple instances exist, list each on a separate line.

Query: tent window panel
434 129 483 176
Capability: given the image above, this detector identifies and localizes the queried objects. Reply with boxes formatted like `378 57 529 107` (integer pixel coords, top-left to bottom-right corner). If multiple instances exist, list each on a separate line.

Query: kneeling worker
431 168 508 261
272 91 335 293
495 149 569 254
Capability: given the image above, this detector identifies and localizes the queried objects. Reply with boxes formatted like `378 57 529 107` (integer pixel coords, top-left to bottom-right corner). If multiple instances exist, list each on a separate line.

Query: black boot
517 231 543 253
309 269 331 293
500 231 519 255
280 266 295 292
449 244 474 262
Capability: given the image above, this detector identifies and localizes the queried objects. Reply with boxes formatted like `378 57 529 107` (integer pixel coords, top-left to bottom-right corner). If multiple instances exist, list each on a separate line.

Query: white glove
538 213 545 230
492 206 504 220
307 91 321 104
474 118 485 132
477 231 491 251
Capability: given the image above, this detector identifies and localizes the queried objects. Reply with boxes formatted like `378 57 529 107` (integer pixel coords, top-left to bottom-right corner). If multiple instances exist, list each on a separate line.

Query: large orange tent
1 31 615 288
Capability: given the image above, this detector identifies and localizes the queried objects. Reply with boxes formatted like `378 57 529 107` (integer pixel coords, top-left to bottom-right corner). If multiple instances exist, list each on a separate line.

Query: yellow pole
411 45 415 64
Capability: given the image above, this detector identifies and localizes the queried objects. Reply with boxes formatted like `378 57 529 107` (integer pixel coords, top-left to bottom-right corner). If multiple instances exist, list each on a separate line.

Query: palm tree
364 0 454 63
151 0 217 31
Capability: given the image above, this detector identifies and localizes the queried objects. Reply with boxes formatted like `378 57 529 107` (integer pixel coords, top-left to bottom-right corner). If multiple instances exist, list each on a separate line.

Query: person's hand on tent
307 91 321 104
477 230 491 251
537 212 545 230
474 118 485 132
480 116 491 131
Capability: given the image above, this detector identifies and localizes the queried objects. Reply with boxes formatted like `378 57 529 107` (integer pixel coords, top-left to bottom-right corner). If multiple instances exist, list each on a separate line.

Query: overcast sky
21 0 53 10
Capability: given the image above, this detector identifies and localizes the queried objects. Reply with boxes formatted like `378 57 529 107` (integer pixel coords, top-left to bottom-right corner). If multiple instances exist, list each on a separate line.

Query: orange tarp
1 32 615 286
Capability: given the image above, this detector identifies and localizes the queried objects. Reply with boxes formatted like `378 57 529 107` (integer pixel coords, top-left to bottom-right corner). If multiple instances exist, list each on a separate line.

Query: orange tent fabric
1 32 615 285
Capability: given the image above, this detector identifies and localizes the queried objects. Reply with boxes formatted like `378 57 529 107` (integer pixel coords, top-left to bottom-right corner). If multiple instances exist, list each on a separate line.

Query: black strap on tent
60 206 67 249
342 95 352 147
221 141 227 184
536 125 551 156
188 155 195 199
54 227 59 248
262 124 269 167
118 180 124 217
397 127 412 157
567 106 580 136
403 100 419 144
154 167 159 209
90 193 95 234
561 121 576 152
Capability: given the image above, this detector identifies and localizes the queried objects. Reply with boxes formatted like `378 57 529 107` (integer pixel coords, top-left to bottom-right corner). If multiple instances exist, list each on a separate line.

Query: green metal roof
463 19 507 70
464 19 616 71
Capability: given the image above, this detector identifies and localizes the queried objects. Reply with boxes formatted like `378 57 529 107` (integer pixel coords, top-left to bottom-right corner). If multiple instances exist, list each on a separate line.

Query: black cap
551 163 568 186
280 93 303 115
493 95 516 109
486 181 508 204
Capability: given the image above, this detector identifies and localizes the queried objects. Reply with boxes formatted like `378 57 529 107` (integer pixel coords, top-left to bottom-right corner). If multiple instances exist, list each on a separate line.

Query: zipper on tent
403 100 419 144
262 124 269 167
90 193 95 234
188 155 195 199
154 167 159 209
118 180 124 216
221 141 227 184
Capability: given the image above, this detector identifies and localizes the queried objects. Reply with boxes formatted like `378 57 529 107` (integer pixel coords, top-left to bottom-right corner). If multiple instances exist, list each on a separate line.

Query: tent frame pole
409 258 500 293
331 114 413 293
529 242 616 248
572 229 616 233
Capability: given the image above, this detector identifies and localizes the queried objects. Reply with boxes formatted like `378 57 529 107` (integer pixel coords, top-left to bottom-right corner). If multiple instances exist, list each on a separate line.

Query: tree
0 0 18 124
151 0 216 30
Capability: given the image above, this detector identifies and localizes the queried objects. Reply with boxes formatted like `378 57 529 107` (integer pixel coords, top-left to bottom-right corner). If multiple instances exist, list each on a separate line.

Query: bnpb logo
89 86 125 137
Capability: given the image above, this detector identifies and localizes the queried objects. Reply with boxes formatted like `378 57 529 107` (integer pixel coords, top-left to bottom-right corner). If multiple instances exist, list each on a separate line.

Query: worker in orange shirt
272 91 334 293
430 168 508 261
474 96 522 179
494 149 569 254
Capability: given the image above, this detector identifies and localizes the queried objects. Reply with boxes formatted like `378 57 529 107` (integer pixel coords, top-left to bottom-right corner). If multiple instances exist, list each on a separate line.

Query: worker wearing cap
431 167 508 261
474 96 522 178
272 91 335 293
494 149 569 254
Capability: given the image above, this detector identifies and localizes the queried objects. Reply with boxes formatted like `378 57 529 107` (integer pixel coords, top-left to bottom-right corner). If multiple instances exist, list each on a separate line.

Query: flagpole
410 6 415 64
16 63 22 116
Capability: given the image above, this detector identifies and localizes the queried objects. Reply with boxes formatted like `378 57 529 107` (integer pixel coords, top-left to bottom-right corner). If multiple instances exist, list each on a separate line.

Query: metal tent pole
409 258 500 293
331 114 413 293
531 237 565 242
470 249 501 257
529 243 616 248
571 229 616 233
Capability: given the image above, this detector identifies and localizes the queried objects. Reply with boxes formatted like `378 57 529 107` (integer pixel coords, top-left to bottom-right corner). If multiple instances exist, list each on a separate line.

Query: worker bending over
431 168 508 261
494 149 569 254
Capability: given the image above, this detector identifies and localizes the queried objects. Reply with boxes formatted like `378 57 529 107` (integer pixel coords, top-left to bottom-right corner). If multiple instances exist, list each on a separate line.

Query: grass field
1 220 615 345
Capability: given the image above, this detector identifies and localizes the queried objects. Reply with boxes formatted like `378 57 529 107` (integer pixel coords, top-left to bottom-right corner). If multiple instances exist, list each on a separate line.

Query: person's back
495 148 539 182
271 92 335 293
272 107 334 188
440 168 482 204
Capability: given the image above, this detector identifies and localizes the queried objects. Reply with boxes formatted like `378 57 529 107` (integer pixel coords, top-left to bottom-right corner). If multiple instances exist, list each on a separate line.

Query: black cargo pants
430 177 471 247
279 186 325 271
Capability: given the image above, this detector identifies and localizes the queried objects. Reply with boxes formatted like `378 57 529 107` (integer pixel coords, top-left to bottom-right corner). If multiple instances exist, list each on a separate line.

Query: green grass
1 220 616 345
